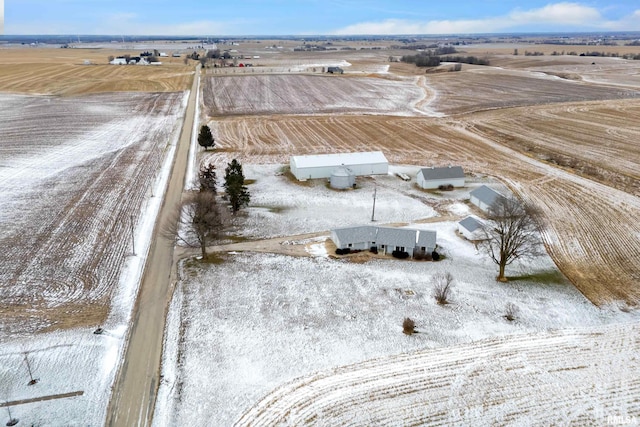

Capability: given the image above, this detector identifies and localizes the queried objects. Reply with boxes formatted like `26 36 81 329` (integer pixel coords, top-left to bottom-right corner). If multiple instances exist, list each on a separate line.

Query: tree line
167 125 250 259
401 49 490 67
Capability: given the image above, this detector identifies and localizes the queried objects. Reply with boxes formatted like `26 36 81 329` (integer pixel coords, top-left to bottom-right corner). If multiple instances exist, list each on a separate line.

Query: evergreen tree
197 124 215 150
224 159 250 213
198 162 217 193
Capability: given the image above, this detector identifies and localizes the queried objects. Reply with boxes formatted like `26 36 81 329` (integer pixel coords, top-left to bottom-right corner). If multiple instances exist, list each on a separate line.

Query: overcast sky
4 1 640 35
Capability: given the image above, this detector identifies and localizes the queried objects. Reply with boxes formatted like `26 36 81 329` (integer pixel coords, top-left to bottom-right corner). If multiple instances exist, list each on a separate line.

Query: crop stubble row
0 92 186 336
235 325 640 426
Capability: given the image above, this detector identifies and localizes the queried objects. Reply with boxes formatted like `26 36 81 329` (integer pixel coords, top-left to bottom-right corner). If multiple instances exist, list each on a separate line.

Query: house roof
331 225 438 251
470 185 504 207
332 225 377 244
376 227 417 249
418 166 464 181
291 151 388 169
416 230 437 248
458 216 483 233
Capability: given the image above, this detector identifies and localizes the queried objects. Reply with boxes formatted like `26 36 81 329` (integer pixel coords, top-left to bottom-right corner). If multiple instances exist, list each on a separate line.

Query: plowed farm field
236 323 640 426
206 61 640 305
426 67 640 115
0 92 186 336
0 48 194 95
203 74 428 116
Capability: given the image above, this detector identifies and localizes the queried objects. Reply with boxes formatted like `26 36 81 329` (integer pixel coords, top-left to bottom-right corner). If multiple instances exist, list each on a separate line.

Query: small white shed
416 166 465 189
458 216 485 240
290 152 388 181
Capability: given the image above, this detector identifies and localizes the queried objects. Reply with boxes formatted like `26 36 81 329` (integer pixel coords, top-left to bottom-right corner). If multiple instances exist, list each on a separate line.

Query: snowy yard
154 165 639 426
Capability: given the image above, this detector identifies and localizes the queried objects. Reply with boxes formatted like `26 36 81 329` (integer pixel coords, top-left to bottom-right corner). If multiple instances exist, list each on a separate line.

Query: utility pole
24 352 38 385
371 184 377 222
130 214 136 256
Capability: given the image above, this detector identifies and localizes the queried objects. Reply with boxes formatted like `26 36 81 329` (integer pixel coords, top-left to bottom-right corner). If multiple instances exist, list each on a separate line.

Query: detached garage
416 166 465 189
290 151 389 181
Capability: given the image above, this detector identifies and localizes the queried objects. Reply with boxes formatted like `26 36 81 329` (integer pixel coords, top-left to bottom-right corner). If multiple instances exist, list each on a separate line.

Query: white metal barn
290 152 388 181
469 185 504 212
416 166 465 189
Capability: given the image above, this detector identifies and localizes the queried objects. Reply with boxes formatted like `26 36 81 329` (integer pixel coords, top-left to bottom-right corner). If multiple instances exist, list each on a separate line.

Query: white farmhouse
458 216 485 240
290 151 388 181
416 166 465 189
469 185 505 212
331 225 437 258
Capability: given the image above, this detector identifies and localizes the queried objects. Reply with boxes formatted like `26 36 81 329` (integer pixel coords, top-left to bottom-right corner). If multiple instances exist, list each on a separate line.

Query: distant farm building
290 152 388 181
110 57 128 65
458 216 485 240
469 185 505 212
416 166 465 190
331 225 437 258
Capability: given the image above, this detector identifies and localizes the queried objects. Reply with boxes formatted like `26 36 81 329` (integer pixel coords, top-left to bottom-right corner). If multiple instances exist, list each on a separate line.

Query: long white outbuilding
290 151 389 181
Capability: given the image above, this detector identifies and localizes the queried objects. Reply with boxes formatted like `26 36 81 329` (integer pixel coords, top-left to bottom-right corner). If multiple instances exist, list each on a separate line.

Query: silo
330 166 356 189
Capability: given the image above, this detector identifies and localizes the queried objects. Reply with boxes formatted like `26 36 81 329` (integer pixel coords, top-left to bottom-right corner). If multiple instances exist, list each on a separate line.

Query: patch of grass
509 269 567 285
201 253 227 265
252 204 289 214
223 234 254 243
244 179 257 185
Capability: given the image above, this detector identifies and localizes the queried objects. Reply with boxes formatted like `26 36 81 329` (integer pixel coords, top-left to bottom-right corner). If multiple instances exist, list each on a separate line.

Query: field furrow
0 92 186 335
236 325 640 426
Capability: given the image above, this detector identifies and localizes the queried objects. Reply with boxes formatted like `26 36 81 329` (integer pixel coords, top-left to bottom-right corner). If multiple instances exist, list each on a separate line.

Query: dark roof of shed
458 216 484 232
418 166 464 181
470 185 504 207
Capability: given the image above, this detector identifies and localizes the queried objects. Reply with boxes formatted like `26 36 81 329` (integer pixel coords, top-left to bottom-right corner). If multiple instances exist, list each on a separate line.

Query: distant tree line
401 47 490 68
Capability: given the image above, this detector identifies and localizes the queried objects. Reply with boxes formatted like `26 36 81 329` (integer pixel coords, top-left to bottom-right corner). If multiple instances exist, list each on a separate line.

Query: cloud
332 2 640 35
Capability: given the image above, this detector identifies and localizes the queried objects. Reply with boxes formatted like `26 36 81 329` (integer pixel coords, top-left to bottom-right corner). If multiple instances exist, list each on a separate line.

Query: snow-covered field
0 92 187 426
203 74 427 116
155 165 639 426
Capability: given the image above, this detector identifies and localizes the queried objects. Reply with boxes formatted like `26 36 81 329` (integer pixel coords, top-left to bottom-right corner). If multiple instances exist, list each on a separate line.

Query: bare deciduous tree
433 272 454 305
481 195 543 282
165 191 229 259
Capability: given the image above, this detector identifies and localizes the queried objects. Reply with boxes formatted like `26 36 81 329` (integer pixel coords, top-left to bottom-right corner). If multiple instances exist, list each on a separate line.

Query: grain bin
330 166 356 189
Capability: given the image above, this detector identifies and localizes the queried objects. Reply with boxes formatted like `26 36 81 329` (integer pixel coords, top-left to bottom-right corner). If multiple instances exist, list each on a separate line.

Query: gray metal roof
332 225 377 245
416 230 437 249
470 185 504 207
291 151 388 169
418 166 464 181
376 227 417 249
458 216 483 232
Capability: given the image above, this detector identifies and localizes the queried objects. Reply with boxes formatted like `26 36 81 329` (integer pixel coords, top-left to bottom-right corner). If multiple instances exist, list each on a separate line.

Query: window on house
421 246 426 251
348 243 352 248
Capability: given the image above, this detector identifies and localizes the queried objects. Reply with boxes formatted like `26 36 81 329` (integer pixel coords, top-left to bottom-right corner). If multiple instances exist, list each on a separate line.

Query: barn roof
470 185 504 208
458 216 483 233
418 166 464 181
291 151 388 169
